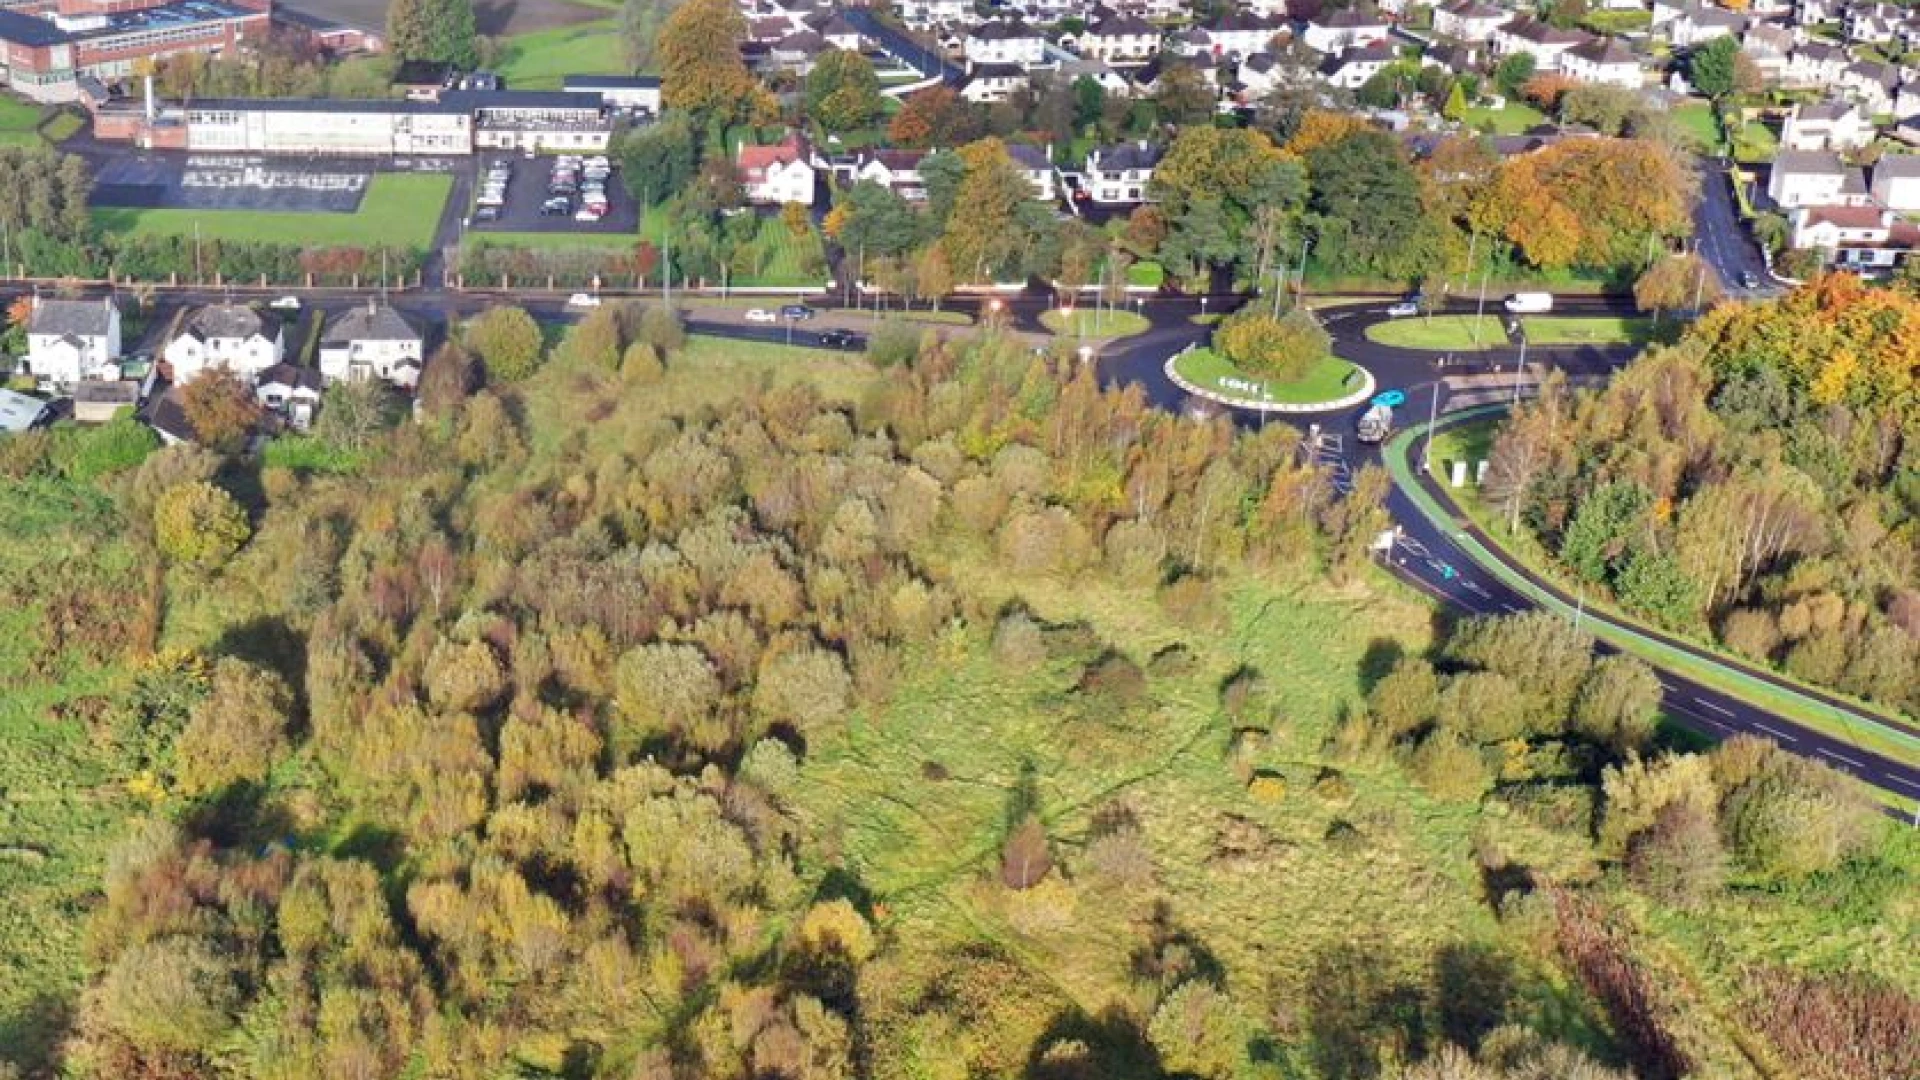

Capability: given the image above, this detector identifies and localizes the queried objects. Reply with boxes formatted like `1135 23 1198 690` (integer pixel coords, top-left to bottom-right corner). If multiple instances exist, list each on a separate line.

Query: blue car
1372 389 1407 409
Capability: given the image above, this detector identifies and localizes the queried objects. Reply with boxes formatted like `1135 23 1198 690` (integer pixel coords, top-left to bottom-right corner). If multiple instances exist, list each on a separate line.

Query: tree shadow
1024 1005 1161 1080
212 616 309 726
1433 941 1515 1051
0 992 74 1077
1356 637 1404 694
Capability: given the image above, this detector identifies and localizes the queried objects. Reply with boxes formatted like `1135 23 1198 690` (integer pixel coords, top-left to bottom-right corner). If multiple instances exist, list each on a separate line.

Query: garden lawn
737 213 827 288
91 173 452 250
1460 101 1548 135
1731 120 1778 164
1127 261 1165 288
1173 346 1362 405
1672 101 1724 153
1040 308 1149 338
41 112 81 144
1365 314 1506 351
0 96 47 147
494 20 626 89
1519 315 1655 346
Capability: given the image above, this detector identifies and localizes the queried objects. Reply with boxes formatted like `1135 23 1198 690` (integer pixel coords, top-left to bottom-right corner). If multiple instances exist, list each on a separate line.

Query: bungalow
738 134 817 205
1491 18 1591 72
965 20 1046 66
1767 149 1860 208
254 363 324 431
1561 38 1643 88
1301 10 1391 54
318 301 424 387
1788 204 1919 267
1085 140 1163 204
1319 44 1397 90
1432 1 1511 44
1007 142 1057 202
959 62 1031 103
1080 10 1160 66
163 303 284 385
23 296 120 388
1237 52 1286 98
1781 100 1874 151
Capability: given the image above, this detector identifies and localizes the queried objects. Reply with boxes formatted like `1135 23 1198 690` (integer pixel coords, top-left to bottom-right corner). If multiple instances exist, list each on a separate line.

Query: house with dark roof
562 74 662 113
1491 17 1591 71
965 20 1046 66
809 12 865 50
163 303 284 384
1080 10 1160 66
255 363 325 430
960 62 1031 103
1869 153 1920 210
1432 1 1511 44
1561 38 1642 87
1006 143 1057 202
24 296 120 388
1319 44 1397 90
1782 100 1873 151
1085 141 1165 205
1302 10 1390 54
319 301 424 387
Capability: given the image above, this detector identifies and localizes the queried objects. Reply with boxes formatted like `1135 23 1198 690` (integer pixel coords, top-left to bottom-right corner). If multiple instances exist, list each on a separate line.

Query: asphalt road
1693 159 1778 299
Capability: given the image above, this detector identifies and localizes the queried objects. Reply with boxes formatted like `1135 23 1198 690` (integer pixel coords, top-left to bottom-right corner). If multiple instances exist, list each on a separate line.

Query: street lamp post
1421 372 1444 472
1511 329 1528 404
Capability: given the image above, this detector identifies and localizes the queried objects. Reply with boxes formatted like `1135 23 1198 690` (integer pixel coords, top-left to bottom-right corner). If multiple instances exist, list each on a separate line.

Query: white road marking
1752 722 1798 744
1818 748 1866 770
1890 775 1920 791
1692 697 1734 717
1462 581 1491 598
1498 602 1523 614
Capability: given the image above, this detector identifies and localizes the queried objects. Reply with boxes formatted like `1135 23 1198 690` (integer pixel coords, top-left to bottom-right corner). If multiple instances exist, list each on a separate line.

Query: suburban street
1693 157 1777 298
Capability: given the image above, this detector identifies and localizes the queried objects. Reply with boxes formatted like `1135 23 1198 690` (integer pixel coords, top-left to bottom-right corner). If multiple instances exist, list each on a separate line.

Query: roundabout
1163 344 1376 414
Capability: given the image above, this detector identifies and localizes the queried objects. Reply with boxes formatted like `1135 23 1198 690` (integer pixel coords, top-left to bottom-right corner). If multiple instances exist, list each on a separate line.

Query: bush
153 481 250 570
1001 814 1052 889
1213 308 1330 383
465 305 543 381
1409 730 1491 802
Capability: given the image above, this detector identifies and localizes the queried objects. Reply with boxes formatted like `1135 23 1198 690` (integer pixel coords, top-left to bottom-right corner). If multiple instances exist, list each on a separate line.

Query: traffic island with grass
1168 346 1373 412
1364 314 1509 351
1040 307 1150 338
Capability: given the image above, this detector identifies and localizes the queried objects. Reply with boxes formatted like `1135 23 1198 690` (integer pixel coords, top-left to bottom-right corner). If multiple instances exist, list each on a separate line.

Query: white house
1237 52 1286 98
1741 23 1795 83
1897 80 1920 119
965 20 1046 66
1785 43 1851 89
318 301 424 387
1844 2 1903 44
845 148 930 200
1080 11 1160 66
1085 140 1163 204
959 63 1031 103
738 134 816 205
1491 18 1591 71
23 297 121 388
1302 10 1391 54
894 0 968 28
1007 143 1057 202
1189 12 1285 60
1839 61 1897 113
1870 153 1920 210
1767 149 1856 207
811 13 865 51
164 303 285 384
254 363 324 430
1319 45 1397 90
1561 38 1644 88
1664 4 1747 47
1788 205 1919 267
1781 100 1874 151
1432 1 1511 44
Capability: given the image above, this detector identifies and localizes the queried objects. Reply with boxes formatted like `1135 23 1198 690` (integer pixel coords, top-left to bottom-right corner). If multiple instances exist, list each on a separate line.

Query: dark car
1740 270 1761 290
780 304 816 320
541 201 571 216
817 329 862 349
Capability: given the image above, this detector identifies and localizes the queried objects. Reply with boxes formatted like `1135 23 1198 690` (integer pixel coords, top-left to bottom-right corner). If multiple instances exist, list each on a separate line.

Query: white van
1503 292 1553 313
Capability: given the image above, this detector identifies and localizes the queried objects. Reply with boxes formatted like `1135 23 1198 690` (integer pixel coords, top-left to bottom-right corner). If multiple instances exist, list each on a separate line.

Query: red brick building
0 0 268 103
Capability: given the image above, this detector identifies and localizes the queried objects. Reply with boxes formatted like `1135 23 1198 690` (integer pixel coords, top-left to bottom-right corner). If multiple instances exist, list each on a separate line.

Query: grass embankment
1173 346 1362 405
1519 316 1656 346
1414 414 1920 774
1460 101 1550 135
91 173 452 250
1039 308 1149 338
494 20 626 89
1366 315 1508 351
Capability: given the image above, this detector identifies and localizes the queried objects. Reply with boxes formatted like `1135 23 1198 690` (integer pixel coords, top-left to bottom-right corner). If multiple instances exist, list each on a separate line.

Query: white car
268 296 301 311
567 293 601 308
744 308 777 323
1386 301 1419 318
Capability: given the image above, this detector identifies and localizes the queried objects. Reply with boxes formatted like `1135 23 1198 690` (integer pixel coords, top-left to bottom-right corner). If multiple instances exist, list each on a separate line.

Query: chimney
144 75 155 121
1138 138 1148 152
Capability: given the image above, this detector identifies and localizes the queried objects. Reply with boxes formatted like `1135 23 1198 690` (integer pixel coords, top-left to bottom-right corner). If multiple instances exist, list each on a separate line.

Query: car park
780 304 816 320
745 308 778 323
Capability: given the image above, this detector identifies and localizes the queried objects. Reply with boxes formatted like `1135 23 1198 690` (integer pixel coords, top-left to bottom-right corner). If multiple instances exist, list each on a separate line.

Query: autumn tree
940 139 1040 283
659 0 770 123
153 480 250 570
889 85 975 148
179 368 262 453
464 304 543 381
173 658 294 793
1001 814 1052 889
1635 252 1720 318
806 47 884 133
387 0 477 67
1215 309 1329 383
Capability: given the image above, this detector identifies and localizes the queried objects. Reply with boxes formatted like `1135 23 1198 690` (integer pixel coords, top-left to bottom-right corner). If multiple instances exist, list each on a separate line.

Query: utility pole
1473 266 1489 345
1691 258 1707 315
1511 330 1527 404
1422 375 1442 471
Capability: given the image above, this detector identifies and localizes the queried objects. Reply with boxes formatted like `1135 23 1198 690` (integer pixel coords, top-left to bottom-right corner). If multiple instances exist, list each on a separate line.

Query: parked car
745 308 778 323
574 209 602 222
269 296 301 311
567 293 601 308
1740 270 1761 290
541 202 571 217
1385 301 1418 318
779 304 816 321
818 329 862 349
473 206 500 223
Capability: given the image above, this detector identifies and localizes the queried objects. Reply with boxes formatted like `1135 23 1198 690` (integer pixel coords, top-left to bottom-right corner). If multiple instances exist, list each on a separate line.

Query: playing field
90 174 452 250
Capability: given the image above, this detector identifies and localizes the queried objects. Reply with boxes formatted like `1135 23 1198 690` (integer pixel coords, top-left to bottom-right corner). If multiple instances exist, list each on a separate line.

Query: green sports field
91 173 452 250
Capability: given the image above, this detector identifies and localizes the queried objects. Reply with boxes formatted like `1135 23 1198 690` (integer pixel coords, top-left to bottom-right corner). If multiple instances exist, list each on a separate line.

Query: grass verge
1172 346 1363 405
1399 410 1920 773
1519 315 1655 347
92 173 452 250
495 20 626 89
1366 315 1507 351
1040 308 1149 338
